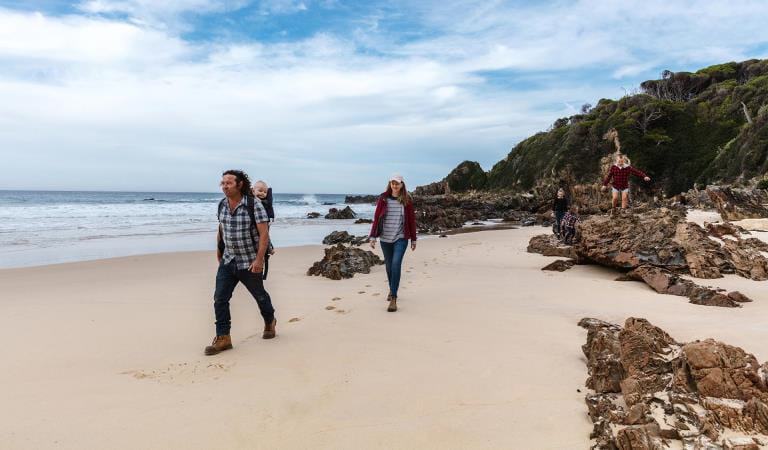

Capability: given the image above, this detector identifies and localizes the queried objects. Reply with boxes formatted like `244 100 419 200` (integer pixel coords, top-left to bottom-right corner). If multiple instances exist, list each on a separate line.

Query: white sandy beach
2 225 767 449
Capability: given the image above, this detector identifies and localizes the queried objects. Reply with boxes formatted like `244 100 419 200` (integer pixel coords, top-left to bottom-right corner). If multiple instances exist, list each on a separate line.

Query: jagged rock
706 222 748 238
575 208 688 270
721 239 768 281
306 212 321 219
627 265 744 307
307 244 383 280
578 318 624 394
325 206 357 219
527 234 575 258
728 291 753 303
344 195 377 204
581 317 768 449
541 259 575 271
674 222 732 279
354 218 373 224
706 186 768 221
321 231 368 246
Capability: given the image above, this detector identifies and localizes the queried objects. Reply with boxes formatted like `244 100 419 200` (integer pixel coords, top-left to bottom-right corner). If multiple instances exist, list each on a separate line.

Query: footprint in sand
121 361 233 384
325 305 336 310
334 309 349 315
372 293 380 296
357 291 366 294
332 297 341 301
289 317 301 323
365 284 372 287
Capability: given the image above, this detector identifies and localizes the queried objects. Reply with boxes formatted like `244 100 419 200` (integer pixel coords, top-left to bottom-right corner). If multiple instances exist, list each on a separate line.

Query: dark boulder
325 206 357 219
322 231 368 246
307 244 383 280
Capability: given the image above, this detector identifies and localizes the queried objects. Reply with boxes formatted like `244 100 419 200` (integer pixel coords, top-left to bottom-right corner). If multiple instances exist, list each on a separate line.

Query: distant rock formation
325 206 357 219
579 317 768 449
344 195 378 204
321 231 368 246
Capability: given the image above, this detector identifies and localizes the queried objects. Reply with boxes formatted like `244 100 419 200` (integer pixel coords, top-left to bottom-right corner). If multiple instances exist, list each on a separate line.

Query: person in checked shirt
560 206 581 245
601 154 651 211
205 170 276 356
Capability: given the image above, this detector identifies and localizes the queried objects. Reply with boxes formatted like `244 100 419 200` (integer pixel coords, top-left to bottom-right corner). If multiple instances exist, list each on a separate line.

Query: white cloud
1 1 768 191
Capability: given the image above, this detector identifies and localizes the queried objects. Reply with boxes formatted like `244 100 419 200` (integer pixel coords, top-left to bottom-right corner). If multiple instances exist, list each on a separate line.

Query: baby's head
253 180 269 199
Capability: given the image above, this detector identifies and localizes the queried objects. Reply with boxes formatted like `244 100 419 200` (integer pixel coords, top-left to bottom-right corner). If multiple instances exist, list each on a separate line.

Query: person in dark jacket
369 173 417 313
552 188 569 238
601 154 651 210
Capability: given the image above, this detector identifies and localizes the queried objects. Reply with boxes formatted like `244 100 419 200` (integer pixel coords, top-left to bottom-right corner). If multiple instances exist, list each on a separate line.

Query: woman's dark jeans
380 238 408 298
213 259 275 336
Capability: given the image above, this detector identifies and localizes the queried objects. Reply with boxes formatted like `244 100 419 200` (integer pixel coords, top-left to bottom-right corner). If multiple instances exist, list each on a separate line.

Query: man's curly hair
222 169 252 196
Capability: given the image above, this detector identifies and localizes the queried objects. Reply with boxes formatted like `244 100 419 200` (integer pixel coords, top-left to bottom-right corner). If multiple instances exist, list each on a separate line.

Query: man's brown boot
263 319 277 339
387 298 397 312
204 335 232 356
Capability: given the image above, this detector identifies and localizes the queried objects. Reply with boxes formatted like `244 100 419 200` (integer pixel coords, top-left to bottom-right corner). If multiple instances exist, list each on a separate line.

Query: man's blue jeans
213 259 274 336
380 238 408 298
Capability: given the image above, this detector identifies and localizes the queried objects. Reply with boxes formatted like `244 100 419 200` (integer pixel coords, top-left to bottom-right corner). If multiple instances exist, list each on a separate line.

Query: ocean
0 190 377 268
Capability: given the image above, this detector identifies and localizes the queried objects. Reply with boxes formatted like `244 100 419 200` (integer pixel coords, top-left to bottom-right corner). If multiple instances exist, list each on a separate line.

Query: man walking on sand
205 170 276 356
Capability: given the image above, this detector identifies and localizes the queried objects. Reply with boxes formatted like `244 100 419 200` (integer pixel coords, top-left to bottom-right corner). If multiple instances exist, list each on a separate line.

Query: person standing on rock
552 188 569 238
206 170 276 356
369 173 417 312
601 154 651 211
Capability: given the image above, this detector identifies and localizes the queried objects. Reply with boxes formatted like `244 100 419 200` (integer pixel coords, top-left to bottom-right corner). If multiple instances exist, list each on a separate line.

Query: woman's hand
369 238 376 249
644 177 651 182
411 241 417 251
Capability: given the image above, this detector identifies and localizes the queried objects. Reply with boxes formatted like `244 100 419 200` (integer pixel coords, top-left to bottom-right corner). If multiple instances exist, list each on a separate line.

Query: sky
1 1 767 193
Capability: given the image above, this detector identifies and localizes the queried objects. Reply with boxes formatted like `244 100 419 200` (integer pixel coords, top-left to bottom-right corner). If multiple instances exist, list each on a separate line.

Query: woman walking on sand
369 174 417 312
552 188 569 238
601 154 651 211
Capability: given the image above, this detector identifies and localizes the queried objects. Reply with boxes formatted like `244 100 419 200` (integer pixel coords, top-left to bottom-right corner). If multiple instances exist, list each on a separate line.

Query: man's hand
411 241 417 251
644 177 651 182
369 238 376 249
250 258 264 274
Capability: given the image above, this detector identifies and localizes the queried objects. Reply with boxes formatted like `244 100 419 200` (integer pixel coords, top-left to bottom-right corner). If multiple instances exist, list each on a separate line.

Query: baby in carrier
252 180 276 256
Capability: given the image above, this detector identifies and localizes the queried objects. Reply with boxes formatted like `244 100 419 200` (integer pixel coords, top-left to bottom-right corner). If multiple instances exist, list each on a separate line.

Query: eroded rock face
627 265 746 307
707 186 768 221
325 206 357 219
527 234 575 258
575 208 688 270
307 244 383 280
321 231 368 246
674 222 732 279
580 317 768 449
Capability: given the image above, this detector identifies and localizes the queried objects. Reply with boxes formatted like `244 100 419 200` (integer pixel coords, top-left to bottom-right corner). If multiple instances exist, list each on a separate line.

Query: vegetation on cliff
424 59 768 196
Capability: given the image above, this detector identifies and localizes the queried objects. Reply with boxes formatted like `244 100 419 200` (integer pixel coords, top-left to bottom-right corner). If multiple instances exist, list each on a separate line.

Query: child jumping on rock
601 154 650 211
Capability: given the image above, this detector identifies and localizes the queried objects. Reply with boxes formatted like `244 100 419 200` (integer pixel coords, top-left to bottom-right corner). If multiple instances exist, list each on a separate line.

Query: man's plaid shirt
218 196 270 270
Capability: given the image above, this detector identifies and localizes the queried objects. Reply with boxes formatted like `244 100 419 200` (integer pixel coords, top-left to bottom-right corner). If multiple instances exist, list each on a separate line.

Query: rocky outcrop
707 186 768 221
344 195 378 204
573 208 768 284
325 206 357 219
575 208 687 270
306 212 321 219
627 265 750 307
580 317 768 449
321 231 368 246
307 244 383 280
354 218 373 224
527 234 575 258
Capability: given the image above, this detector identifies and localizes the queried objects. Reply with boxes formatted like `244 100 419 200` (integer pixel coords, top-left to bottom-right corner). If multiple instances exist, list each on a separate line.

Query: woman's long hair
385 181 412 205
